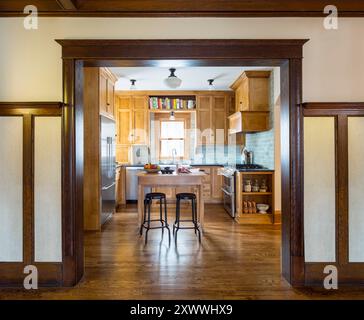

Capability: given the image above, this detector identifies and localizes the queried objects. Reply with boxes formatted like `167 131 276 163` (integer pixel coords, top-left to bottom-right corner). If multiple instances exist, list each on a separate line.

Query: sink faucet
147 146 151 163
172 148 177 164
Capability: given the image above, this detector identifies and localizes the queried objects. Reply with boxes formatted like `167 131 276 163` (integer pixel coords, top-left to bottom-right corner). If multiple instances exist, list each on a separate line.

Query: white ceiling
110 66 273 91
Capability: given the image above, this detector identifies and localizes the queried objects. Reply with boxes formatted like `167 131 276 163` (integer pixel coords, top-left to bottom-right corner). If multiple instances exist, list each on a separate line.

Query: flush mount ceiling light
130 79 137 90
208 79 215 90
164 68 182 89
169 111 176 121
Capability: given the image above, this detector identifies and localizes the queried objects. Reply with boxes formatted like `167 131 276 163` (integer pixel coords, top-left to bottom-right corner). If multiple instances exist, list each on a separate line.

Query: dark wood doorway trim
56 39 308 287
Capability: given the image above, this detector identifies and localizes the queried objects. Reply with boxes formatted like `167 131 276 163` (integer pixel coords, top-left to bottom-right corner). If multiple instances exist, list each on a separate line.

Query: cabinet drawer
198 168 211 183
202 183 211 198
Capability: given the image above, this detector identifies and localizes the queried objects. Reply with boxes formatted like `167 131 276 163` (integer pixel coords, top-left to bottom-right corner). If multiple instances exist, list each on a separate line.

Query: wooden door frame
56 39 308 287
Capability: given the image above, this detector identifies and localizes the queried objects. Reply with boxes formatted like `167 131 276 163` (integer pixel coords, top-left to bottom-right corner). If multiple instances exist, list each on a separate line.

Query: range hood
228 111 270 134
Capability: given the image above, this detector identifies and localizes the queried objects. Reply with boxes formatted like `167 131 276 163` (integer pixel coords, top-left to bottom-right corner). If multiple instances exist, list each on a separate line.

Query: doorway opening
56 39 308 289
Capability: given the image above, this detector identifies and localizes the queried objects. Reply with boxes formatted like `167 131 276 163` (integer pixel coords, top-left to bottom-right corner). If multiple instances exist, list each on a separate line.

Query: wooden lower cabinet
193 166 223 203
115 166 126 208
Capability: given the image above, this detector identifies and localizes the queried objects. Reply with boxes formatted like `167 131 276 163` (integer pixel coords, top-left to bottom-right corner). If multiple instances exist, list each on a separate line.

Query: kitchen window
159 120 185 159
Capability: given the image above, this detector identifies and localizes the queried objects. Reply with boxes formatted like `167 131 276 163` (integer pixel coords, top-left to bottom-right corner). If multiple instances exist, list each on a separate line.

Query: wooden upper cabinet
133 109 149 144
231 71 270 112
117 109 132 144
118 96 132 110
99 68 117 118
107 79 115 115
133 96 148 110
197 93 234 145
197 96 213 145
99 72 108 115
230 71 271 133
198 96 212 111
115 94 149 147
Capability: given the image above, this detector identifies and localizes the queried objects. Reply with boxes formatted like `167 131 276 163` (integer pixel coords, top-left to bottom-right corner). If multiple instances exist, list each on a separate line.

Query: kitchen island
137 172 206 229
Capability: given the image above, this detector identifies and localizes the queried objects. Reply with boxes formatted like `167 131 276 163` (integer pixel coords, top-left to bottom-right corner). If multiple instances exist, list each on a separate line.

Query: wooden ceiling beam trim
1 0 364 17
56 0 78 10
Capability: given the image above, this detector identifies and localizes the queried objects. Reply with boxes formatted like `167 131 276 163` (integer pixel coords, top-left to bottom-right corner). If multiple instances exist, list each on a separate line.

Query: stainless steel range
221 166 236 218
221 164 267 218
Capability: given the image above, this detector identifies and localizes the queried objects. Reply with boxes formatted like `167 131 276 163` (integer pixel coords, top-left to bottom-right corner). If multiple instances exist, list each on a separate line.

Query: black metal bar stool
173 193 201 244
139 192 171 245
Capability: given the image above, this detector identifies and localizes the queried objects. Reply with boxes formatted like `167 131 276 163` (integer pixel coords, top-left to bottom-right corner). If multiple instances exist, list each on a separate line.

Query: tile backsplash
245 129 275 169
193 144 242 165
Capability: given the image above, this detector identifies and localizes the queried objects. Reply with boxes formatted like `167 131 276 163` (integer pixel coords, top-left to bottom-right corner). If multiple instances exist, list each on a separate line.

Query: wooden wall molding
0 102 64 287
1 0 364 17
303 102 364 110
302 103 364 285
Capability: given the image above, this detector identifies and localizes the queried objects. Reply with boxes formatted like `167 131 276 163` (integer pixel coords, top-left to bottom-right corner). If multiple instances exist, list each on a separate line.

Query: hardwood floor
1 204 364 299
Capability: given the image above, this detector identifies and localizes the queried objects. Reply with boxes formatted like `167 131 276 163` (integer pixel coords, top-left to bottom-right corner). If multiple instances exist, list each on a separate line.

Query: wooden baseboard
274 210 282 224
235 213 273 224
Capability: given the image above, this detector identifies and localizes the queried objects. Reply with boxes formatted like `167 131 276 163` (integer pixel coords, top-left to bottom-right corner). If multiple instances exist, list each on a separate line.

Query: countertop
117 163 227 168
237 169 274 172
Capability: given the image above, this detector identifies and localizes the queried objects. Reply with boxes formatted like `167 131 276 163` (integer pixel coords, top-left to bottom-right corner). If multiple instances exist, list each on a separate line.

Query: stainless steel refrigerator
100 115 116 225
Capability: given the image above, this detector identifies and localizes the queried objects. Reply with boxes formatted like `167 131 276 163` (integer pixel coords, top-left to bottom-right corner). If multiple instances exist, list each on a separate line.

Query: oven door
222 187 235 218
222 175 234 193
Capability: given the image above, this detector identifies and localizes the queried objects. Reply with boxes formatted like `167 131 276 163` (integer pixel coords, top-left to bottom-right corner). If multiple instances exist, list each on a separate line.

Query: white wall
304 117 336 262
0 17 364 102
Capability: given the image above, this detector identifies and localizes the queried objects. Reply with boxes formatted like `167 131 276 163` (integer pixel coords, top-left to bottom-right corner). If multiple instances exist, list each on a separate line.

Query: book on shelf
148 97 196 110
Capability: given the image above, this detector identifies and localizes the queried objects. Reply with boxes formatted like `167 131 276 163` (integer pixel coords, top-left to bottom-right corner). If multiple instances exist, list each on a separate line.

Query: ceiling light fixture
208 79 215 90
130 79 137 90
169 111 176 121
164 68 182 89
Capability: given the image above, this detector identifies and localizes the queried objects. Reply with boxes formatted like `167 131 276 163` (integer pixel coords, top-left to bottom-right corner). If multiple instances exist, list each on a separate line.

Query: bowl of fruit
143 163 161 174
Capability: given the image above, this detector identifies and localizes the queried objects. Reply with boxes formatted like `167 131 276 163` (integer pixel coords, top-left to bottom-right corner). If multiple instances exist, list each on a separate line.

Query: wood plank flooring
1 204 364 299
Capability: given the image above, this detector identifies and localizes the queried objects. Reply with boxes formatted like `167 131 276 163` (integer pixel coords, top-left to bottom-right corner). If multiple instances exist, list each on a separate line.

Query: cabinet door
133 109 148 144
197 109 213 145
118 96 132 110
202 184 212 200
115 168 121 206
197 96 213 145
249 77 270 111
99 72 108 114
116 145 130 163
228 95 235 115
198 96 212 111
106 79 114 115
212 96 227 145
212 167 223 200
118 110 132 144
133 96 148 110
